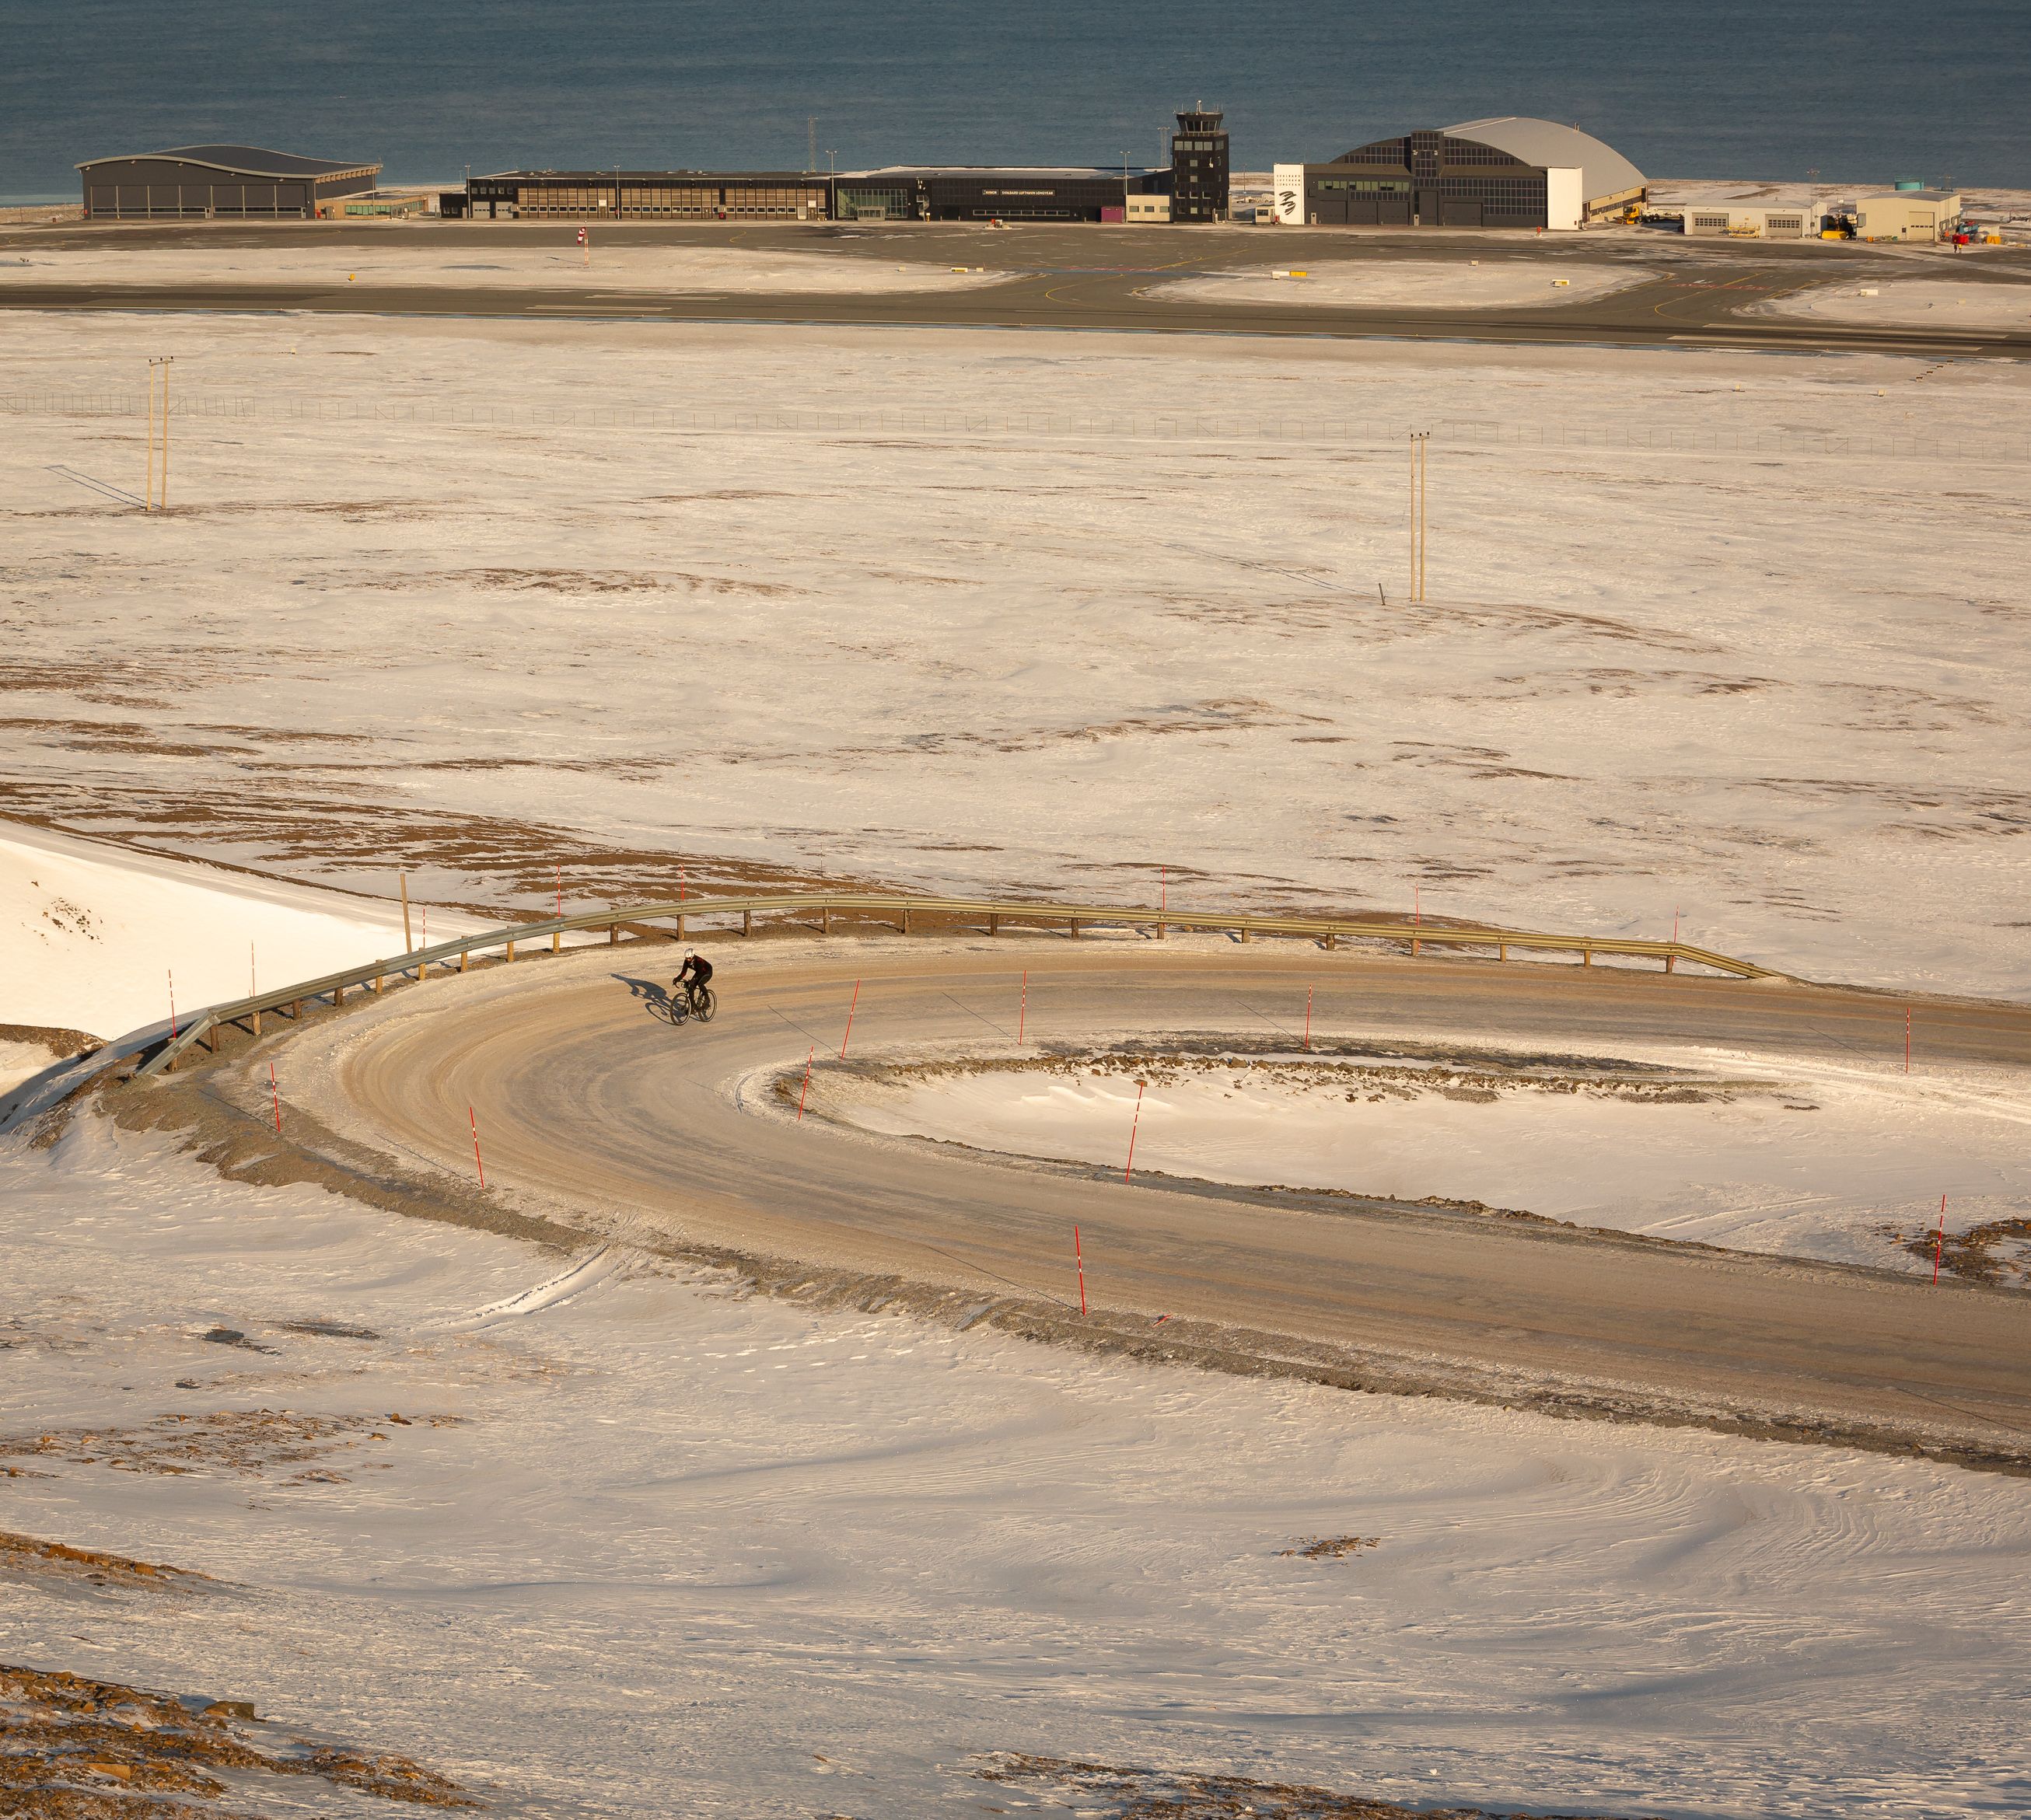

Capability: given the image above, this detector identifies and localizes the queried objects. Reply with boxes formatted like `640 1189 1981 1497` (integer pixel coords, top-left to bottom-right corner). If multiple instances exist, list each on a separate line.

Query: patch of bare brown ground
0 1534 215 1591
1889 1215 2031 1287
0 1026 103 1064
974 1753 1651 1818
0 1662 476 1815
1277 1535 1382 1560
0 1410 460 1484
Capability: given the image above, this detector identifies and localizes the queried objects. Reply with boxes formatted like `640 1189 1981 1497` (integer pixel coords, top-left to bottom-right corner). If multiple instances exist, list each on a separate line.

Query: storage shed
1853 190 1963 242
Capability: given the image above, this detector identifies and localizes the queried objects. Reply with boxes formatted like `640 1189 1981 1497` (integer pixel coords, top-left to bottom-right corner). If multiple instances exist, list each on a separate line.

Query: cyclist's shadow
613 973 680 1024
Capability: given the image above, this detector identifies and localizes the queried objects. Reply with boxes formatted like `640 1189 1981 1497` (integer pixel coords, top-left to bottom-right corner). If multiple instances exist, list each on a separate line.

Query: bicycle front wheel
694 987 717 1023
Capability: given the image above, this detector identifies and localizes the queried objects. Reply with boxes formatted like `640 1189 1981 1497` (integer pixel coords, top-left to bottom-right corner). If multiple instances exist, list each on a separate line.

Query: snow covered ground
5 1111 2029 1818
1148 259 1645 309
0 819 492 1043
1753 274 2031 330
0 241 1005 295
823 1047 2031 1276
3 310 2028 999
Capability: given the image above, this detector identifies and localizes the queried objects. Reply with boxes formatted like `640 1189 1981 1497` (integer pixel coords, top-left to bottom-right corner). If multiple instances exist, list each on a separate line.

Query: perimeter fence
4 391 2028 465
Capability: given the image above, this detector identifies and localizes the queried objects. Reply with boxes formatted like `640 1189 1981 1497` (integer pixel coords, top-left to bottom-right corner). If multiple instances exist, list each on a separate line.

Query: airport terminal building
78 145 382 219
452 170 832 221
448 165 1170 224
1274 118 1645 229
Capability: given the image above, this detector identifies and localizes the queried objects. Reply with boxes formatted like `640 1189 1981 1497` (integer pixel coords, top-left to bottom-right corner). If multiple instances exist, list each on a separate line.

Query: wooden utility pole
1408 430 1429 602
145 357 174 511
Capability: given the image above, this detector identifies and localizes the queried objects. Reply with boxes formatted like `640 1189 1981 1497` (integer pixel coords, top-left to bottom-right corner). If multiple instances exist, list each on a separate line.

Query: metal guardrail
128 890 1779 1079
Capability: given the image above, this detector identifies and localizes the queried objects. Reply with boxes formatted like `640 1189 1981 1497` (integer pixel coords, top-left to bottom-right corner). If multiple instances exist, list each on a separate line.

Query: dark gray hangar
77 145 382 219
1277 118 1645 230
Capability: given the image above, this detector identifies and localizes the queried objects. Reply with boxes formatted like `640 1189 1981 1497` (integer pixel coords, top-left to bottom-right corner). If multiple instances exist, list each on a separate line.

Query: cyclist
673 950 715 1017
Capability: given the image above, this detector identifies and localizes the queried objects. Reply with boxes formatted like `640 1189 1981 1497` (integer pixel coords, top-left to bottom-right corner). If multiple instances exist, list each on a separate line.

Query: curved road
306 942 2031 1469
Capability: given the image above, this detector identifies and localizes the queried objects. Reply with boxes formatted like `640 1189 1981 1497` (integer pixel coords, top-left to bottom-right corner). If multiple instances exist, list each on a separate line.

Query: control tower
1170 105 1229 223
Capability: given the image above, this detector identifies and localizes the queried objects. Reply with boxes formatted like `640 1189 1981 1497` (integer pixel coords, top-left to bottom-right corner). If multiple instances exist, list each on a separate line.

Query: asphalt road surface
304 941 2031 1468
6 221 2028 357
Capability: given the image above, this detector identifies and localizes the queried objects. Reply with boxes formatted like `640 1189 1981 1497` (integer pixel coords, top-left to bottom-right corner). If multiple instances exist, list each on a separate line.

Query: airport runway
6 221 2028 357
278 940 2031 1469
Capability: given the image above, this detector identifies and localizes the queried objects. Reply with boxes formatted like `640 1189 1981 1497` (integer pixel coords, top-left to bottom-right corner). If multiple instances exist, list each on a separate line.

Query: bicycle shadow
613 973 680 1023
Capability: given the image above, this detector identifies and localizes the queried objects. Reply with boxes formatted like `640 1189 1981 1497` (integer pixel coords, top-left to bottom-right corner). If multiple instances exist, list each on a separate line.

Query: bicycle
669 983 717 1025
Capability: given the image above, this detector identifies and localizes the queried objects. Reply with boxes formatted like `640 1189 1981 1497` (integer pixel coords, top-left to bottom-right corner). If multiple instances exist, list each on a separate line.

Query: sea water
2 0 2026 199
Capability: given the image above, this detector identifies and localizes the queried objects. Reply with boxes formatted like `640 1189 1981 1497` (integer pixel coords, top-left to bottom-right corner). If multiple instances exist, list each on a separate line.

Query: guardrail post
900 907 911 935
821 906 831 935
743 910 752 937
552 931 561 954
291 998 302 1019
1323 931 1336 950
1239 925 1251 944
1498 940 1508 962
1665 952 1676 973
989 913 999 936
333 980 344 1006
373 971 383 994
506 940 516 962
1583 943 1593 967
1069 917 1082 938
676 915 686 938
1411 934 1421 956
251 1008 262 1036
460 951 470 973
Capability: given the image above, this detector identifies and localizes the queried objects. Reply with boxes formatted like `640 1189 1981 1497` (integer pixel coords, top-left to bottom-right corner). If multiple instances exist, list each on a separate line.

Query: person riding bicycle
673 951 714 1015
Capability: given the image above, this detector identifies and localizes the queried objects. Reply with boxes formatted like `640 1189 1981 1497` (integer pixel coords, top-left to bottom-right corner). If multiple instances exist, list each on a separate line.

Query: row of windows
1436 177 1545 200
520 183 824 213
1341 138 1529 171
1312 176 1542 198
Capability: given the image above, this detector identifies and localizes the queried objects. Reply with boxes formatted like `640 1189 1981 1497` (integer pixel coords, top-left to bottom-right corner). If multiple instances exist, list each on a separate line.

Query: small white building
1854 190 1963 242
1124 193 1170 222
1683 204 1819 239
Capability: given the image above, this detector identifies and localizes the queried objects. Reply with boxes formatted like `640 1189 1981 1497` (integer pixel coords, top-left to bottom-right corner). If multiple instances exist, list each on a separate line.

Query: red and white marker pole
1304 985 1313 1052
1018 970 1027 1046
168 969 178 1039
1074 1224 1087 1315
555 864 563 920
469 1105 486 1189
269 1062 281 1134
839 979 861 1058
1933 1193 1946 1285
1905 1007 1912 1074
795 1046 814 1121
1124 1080 1146 1184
